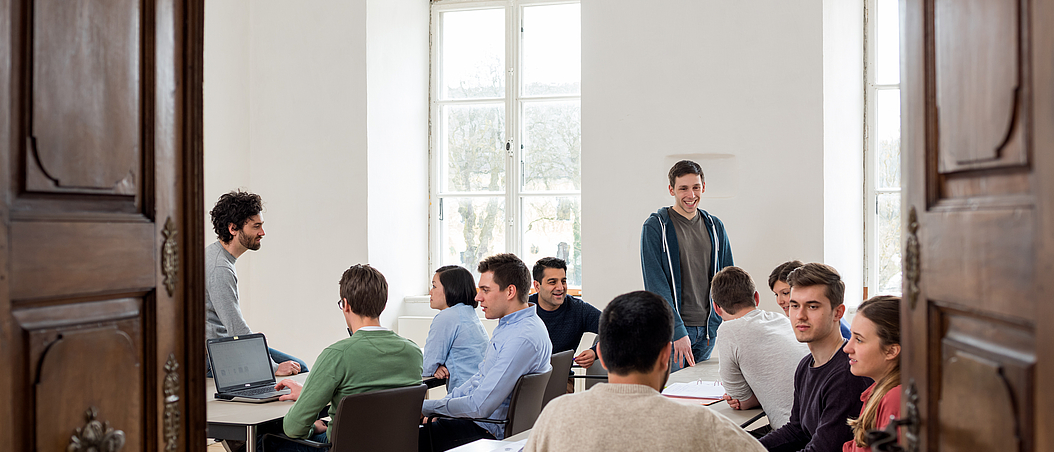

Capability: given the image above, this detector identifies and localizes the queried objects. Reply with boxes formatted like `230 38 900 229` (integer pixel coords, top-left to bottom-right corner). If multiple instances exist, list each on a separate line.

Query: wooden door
901 0 1054 451
0 0 205 451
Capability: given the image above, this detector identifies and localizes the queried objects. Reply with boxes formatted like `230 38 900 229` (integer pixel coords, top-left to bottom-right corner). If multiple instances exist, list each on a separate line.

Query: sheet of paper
489 438 528 452
661 380 724 399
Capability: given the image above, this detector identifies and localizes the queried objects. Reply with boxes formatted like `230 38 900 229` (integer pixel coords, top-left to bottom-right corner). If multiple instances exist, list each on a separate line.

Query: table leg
246 425 256 452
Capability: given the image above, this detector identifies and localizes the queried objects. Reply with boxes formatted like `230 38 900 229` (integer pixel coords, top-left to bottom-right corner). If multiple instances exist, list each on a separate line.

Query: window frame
863 0 902 296
428 0 582 281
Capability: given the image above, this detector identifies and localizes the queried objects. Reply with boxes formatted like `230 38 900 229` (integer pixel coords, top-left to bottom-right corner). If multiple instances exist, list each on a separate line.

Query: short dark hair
787 263 845 309
710 266 756 315
477 253 531 304
532 257 567 283
339 264 388 318
667 160 704 187
599 291 673 376
768 260 805 290
435 265 479 308
210 190 263 243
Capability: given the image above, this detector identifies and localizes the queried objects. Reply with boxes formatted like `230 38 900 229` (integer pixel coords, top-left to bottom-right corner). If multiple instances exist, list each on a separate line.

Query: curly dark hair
210 190 263 243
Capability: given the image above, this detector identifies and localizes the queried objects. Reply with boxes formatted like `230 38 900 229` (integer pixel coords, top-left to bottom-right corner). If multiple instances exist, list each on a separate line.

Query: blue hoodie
640 207 734 347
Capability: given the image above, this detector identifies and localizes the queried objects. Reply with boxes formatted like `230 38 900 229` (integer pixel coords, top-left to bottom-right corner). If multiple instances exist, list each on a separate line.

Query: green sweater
282 329 423 441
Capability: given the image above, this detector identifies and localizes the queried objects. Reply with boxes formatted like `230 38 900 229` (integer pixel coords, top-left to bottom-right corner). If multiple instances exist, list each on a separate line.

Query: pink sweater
843 383 902 452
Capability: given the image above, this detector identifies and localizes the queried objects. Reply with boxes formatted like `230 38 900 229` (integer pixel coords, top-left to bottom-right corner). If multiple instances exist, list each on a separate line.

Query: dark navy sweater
528 294 600 355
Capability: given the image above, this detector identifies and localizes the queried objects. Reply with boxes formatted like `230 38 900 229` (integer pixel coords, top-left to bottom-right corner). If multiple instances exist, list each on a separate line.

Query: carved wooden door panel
902 0 1054 451
0 0 205 451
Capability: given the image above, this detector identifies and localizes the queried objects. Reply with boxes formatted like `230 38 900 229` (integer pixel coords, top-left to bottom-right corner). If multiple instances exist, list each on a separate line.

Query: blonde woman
843 296 901 452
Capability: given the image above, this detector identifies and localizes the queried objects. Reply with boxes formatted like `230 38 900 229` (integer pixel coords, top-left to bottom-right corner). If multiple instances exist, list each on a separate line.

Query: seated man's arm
423 337 542 419
797 373 869 452
717 329 757 410
208 266 253 336
281 353 339 439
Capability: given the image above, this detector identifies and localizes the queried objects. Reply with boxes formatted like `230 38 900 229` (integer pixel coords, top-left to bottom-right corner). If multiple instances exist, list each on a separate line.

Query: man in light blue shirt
420 254 553 452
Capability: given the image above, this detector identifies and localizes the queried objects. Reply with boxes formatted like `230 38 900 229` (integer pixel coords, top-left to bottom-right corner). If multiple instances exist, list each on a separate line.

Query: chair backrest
503 369 553 438
328 383 428 452
584 361 607 390
541 350 575 410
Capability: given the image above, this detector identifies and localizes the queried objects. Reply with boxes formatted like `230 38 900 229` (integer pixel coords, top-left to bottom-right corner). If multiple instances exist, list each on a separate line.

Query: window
429 1 582 284
865 0 902 296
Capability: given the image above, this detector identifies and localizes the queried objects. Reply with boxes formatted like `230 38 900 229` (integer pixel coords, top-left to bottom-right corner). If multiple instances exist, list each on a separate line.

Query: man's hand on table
276 379 303 401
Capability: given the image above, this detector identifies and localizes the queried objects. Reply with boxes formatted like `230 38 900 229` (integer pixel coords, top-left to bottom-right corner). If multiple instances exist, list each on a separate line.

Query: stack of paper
661 380 725 399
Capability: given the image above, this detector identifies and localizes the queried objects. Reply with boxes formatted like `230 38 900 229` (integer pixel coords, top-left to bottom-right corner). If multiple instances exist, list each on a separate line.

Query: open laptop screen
208 334 274 390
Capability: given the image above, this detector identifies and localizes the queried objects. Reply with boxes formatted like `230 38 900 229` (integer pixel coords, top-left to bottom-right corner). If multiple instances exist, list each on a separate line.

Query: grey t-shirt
668 208 712 326
205 241 252 339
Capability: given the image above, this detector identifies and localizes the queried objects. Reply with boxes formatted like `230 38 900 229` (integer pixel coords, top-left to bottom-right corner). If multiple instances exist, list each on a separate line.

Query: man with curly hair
205 190 306 377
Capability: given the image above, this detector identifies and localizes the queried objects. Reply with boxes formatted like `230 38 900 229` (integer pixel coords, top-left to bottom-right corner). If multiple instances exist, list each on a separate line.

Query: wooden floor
206 440 226 451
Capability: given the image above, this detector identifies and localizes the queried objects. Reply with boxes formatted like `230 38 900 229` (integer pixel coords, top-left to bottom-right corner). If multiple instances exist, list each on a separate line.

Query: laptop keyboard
232 386 282 397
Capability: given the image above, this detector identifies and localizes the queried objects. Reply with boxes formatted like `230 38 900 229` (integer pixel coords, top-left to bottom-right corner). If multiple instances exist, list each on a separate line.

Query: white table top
205 373 309 426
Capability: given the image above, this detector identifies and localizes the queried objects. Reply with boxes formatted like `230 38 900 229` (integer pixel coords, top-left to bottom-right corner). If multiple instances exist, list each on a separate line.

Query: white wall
366 0 431 327
823 0 865 310
581 0 828 313
204 0 383 368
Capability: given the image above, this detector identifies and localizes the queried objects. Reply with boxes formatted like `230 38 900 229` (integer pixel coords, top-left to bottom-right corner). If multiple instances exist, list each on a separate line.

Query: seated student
422 265 490 391
711 266 810 435
268 264 423 452
759 263 872 452
529 257 601 393
420 254 552 452
843 296 901 452
525 290 765 452
769 260 851 340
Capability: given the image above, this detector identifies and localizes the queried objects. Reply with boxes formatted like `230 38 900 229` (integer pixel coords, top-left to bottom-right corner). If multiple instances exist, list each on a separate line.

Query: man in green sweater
269 264 424 451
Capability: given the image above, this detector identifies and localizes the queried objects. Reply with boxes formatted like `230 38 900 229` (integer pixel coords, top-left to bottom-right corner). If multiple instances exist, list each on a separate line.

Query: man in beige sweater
525 290 765 452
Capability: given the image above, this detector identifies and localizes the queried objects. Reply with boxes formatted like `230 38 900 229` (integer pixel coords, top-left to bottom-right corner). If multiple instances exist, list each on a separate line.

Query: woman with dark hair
843 295 901 452
422 265 490 390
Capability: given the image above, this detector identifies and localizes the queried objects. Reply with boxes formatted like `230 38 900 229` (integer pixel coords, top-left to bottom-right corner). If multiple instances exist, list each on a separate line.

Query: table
665 360 767 428
447 430 531 452
207 374 445 451
206 373 309 452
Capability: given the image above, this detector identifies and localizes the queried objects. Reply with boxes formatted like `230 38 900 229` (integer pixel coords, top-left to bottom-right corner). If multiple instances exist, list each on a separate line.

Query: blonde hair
846 295 901 447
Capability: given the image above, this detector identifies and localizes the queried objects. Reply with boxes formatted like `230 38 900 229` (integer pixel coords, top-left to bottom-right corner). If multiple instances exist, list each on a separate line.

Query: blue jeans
671 326 715 372
206 347 309 377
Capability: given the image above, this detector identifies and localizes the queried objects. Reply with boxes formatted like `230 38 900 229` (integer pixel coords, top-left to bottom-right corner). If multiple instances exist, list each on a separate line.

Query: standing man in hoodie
640 160 734 369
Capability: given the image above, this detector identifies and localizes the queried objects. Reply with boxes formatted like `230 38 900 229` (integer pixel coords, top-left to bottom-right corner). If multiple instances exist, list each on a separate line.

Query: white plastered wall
582 0 836 314
204 0 429 369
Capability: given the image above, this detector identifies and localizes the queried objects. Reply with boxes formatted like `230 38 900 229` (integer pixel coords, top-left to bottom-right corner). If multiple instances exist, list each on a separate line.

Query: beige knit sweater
524 383 766 452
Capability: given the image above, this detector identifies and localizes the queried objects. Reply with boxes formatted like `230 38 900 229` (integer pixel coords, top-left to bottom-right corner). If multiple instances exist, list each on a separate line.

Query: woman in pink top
843 295 902 452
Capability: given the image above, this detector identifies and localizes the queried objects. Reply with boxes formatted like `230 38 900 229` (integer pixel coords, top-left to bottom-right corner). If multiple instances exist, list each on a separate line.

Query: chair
429 369 552 439
570 361 608 391
263 383 427 452
541 350 575 410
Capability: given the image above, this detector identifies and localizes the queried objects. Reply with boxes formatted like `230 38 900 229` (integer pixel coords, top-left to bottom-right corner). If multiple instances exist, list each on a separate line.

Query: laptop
207 333 291 403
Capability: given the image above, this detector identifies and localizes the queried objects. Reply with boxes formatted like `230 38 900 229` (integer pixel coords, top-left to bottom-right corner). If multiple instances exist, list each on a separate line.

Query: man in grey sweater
526 291 764 452
205 190 305 377
711 266 809 435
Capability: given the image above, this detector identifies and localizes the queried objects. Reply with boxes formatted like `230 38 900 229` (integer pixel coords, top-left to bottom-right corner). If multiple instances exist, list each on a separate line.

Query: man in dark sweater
759 263 872 452
529 257 601 393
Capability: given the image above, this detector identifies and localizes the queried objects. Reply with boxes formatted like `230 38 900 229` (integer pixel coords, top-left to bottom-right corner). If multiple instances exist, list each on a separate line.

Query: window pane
440 9 505 99
521 4 581 97
522 197 581 286
522 100 581 191
440 197 506 274
875 0 900 85
877 193 902 295
875 89 901 189
441 104 506 192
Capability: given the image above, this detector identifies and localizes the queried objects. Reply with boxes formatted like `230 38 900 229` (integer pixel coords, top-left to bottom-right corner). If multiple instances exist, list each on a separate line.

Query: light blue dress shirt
421 305 553 439
422 303 490 391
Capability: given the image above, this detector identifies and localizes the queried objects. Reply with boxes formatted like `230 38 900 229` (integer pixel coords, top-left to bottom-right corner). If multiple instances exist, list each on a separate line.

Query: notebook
207 333 290 403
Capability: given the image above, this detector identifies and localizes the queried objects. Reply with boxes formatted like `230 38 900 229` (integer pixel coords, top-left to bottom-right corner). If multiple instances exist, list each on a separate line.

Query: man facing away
420 254 553 452
269 265 423 452
205 190 306 376
641 159 734 369
710 266 809 436
769 260 851 339
525 290 764 452
529 257 601 392
758 263 872 452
